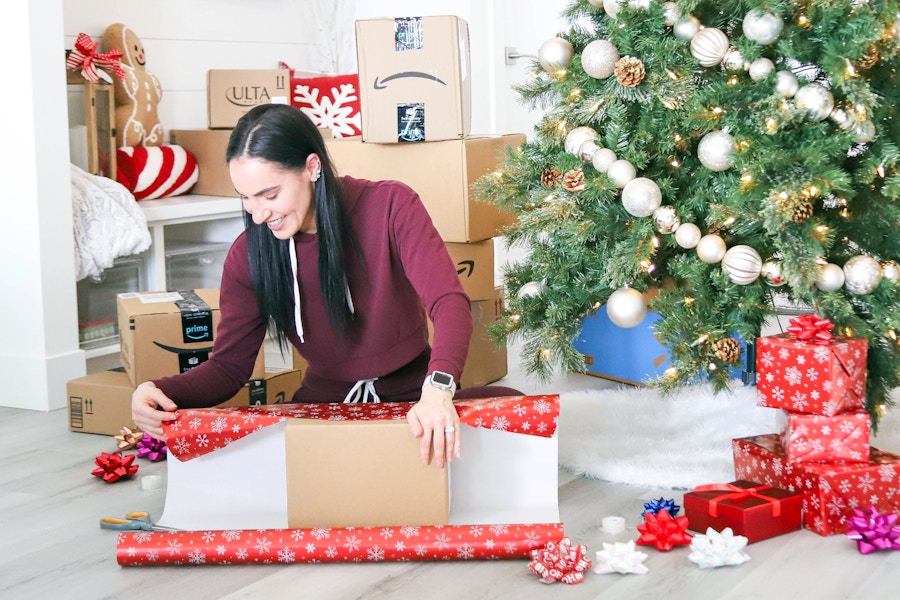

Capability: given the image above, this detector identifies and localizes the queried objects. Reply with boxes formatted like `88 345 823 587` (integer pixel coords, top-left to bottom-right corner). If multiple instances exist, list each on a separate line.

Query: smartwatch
423 370 457 396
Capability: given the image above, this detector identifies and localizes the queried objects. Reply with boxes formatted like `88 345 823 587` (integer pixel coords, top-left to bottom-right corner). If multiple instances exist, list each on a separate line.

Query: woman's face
230 154 320 238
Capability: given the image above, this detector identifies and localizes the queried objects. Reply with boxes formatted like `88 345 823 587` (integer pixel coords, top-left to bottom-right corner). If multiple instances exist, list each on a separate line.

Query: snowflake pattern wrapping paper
756 334 867 416
779 410 871 464
116 522 564 566
733 434 900 536
291 73 362 138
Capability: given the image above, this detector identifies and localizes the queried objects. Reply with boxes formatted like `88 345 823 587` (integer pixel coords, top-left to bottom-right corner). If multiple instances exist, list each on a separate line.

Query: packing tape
141 474 163 491
602 515 625 534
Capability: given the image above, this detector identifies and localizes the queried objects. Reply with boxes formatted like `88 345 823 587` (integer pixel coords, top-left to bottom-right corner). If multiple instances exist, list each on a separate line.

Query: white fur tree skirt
557 382 900 490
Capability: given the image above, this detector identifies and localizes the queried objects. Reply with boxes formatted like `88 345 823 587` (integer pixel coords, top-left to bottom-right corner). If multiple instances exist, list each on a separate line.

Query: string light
741 173 753 183
798 15 810 27
691 334 709 347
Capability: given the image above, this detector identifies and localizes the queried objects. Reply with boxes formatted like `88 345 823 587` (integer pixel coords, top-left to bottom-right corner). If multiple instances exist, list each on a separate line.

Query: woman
132 104 521 468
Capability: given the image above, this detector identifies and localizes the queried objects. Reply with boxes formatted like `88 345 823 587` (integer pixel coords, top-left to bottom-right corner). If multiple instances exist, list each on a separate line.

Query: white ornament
721 245 763 285
653 205 680 234
723 49 747 71
761 260 785 287
607 159 637 187
674 17 701 41
696 234 727 264
688 528 751 569
594 541 649 575
621 177 663 217
843 255 883 295
517 280 547 299
588 0 605 8
582 40 620 80
698 130 736 172
828 106 857 130
742 9 784 46
606 288 647 328
690 28 730 68
565 126 598 156
774 71 799 98
749 58 775 81
795 83 835 122
854 120 876 144
815 262 845 292
539 37 574 72
882 261 900 283
592 148 618 173
579 140 601 162
603 0 650 20
675 223 702 248
663 2 679 27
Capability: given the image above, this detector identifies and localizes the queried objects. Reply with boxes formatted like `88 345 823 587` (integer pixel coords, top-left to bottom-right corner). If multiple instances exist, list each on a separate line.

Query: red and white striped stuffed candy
116 145 199 201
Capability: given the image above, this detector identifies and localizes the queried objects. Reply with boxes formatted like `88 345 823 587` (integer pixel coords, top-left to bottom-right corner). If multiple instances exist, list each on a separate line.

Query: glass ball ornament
761 260 786 287
588 0 605 7
742 9 783 45
591 148 618 173
690 28 730 67
775 71 799 98
696 234 727 264
674 16 701 41
698 130 736 172
653 205 680 234
828 106 857 130
843 255 883 295
882 260 900 284
538 37 574 73
854 120 876 144
795 83 835 122
606 287 647 328
621 177 662 218
603 0 650 20
721 245 763 285
517 280 547 299
749 57 775 81
675 222 702 248
815 262 845 292
607 159 637 187
579 140 601 162
564 126 598 156
723 49 747 71
581 40 620 80
663 2 679 27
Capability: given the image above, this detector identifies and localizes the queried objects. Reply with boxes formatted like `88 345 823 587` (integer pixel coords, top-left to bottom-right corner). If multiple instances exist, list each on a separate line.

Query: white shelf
139 193 243 226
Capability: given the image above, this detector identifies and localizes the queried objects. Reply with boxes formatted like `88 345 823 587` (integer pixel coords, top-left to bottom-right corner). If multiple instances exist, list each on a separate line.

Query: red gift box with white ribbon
777 409 871 464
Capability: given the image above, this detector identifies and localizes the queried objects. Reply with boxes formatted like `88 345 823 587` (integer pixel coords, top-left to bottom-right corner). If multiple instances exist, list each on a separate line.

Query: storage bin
76 254 145 349
165 241 231 291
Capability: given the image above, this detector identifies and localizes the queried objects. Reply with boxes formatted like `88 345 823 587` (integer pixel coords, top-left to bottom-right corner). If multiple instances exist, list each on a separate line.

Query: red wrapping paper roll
117 523 565 565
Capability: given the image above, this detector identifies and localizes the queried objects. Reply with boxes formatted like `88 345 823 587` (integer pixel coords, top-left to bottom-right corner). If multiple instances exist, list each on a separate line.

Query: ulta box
207 69 290 129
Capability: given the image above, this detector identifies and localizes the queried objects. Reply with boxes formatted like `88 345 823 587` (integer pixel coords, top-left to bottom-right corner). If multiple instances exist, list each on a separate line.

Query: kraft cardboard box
325 134 523 242
207 69 290 129
355 16 471 143
285 419 449 528
67 369 136 435
220 368 305 408
117 289 265 386
169 129 234 197
445 239 494 301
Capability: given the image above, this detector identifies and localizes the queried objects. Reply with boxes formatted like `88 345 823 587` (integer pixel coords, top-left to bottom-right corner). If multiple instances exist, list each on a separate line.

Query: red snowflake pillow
290 73 362 138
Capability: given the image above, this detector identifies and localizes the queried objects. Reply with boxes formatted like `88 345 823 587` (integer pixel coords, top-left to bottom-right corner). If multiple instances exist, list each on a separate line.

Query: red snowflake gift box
777 409 871 464
290 72 362 138
756 333 867 416
683 480 803 543
733 434 900 536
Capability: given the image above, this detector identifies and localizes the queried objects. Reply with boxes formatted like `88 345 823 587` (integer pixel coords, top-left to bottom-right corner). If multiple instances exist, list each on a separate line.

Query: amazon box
445 239 494 301
356 16 470 142
207 69 290 129
220 368 305 408
67 369 137 436
117 289 264 386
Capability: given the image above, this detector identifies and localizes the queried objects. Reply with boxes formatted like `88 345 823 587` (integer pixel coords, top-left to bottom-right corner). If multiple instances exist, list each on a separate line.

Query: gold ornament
541 168 562 188
615 56 645 87
791 197 814 223
857 45 878 69
562 168 586 191
713 338 742 364
115 426 143 450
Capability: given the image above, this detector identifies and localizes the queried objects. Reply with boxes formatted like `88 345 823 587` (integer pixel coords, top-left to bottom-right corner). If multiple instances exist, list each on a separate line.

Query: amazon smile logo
373 72 446 89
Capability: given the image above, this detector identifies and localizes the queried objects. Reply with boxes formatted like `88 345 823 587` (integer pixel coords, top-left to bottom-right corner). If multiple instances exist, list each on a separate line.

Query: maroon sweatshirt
154 176 473 406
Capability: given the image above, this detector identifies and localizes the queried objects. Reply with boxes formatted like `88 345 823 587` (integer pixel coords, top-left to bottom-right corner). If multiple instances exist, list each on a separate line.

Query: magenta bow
787 313 834 345
845 507 900 554
136 434 168 462
66 33 125 82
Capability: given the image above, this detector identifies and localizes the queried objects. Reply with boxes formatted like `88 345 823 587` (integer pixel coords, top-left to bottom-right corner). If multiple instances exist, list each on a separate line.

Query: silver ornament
663 2 679 27
588 0 605 8
653 205 680 234
607 159 637 188
828 106 857 130
742 9 783 45
723 49 747 71
606 288 647 328
815 263 845 292
698 130 736 172
795 83 835 122
774 71 799 98
761 260 786 287
539 37 574 73
564 126 598 156
690 28 730 68
882 261 900 283
603 0 650 20
674 17 701 41
621 177 663 218
517 280 547 299
749 58 775 81
579 140 601 162
854 120 876 144
843 255 883 295
591 148 618 173
582 40 620 80
696 234 727 264
675 223 702 248
721 245 762 285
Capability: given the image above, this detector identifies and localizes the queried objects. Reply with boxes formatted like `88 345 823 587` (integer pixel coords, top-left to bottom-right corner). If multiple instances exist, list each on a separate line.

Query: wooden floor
2 357 899 599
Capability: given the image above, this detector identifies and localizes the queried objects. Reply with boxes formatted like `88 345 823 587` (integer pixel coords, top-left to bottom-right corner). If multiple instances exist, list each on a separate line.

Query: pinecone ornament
714 338 742 365
615 56 645 87
562 168 586 191
541 168 562 188
791 197 814 223
857 45 878 70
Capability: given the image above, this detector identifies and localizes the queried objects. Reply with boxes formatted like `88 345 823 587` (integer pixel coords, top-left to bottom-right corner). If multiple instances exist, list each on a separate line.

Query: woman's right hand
131 381 179 440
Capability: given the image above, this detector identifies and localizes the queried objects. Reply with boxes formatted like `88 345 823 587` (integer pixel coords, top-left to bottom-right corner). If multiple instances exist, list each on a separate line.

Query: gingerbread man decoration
102 23 163 147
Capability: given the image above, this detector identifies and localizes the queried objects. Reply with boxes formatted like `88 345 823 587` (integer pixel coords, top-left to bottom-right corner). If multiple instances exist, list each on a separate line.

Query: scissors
99 511 179 532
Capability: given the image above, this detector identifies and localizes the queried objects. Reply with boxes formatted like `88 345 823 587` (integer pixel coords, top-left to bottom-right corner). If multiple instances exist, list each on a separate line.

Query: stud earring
311 168 321 183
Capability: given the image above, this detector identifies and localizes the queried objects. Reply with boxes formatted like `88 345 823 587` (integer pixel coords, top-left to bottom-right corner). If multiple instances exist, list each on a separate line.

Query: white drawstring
289 237 304 342
343 378 380 403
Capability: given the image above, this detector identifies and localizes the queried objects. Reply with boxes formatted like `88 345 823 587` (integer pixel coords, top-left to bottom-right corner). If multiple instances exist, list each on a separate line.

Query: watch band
423 370 457 396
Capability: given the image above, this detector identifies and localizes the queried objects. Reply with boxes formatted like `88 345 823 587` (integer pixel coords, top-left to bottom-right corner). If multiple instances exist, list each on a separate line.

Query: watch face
432 371 453 386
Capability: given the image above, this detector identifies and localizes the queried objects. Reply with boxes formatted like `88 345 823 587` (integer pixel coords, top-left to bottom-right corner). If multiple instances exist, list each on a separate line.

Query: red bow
787 313 834 345
691 483 781 517
66 33 125 82
91 451 139 483
635 509 693 551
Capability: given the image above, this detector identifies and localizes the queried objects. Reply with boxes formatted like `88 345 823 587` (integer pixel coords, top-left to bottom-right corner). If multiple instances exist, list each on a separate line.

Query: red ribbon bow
528 537 591 584
786 313 834 345
66 33 125 82
635 509 693 551
91 451 139 483
691 483 781 517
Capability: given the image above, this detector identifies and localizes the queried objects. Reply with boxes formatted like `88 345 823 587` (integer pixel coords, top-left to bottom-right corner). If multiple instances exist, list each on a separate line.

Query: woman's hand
406 386 460 469
131 381 179 440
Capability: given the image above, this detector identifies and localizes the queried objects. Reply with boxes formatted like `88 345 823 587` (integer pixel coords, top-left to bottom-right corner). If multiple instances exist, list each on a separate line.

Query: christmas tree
476 0 900 424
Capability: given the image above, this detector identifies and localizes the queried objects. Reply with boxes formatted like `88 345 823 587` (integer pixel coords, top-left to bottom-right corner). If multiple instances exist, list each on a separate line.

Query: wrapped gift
733 434 900 536
756 315 867 416
683 480 802 543
778 409 870 464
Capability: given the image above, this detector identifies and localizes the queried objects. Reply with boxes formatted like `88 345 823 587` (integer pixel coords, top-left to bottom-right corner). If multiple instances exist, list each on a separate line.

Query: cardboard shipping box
445 239 494 301
355 16 471 143
117 289 265 386
326 135 523 242
169 129 235 197
220 368 305 408
207 69 290 129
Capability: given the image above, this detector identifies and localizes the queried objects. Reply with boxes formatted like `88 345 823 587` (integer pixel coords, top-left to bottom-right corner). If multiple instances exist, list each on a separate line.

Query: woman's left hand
406 386 460 469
